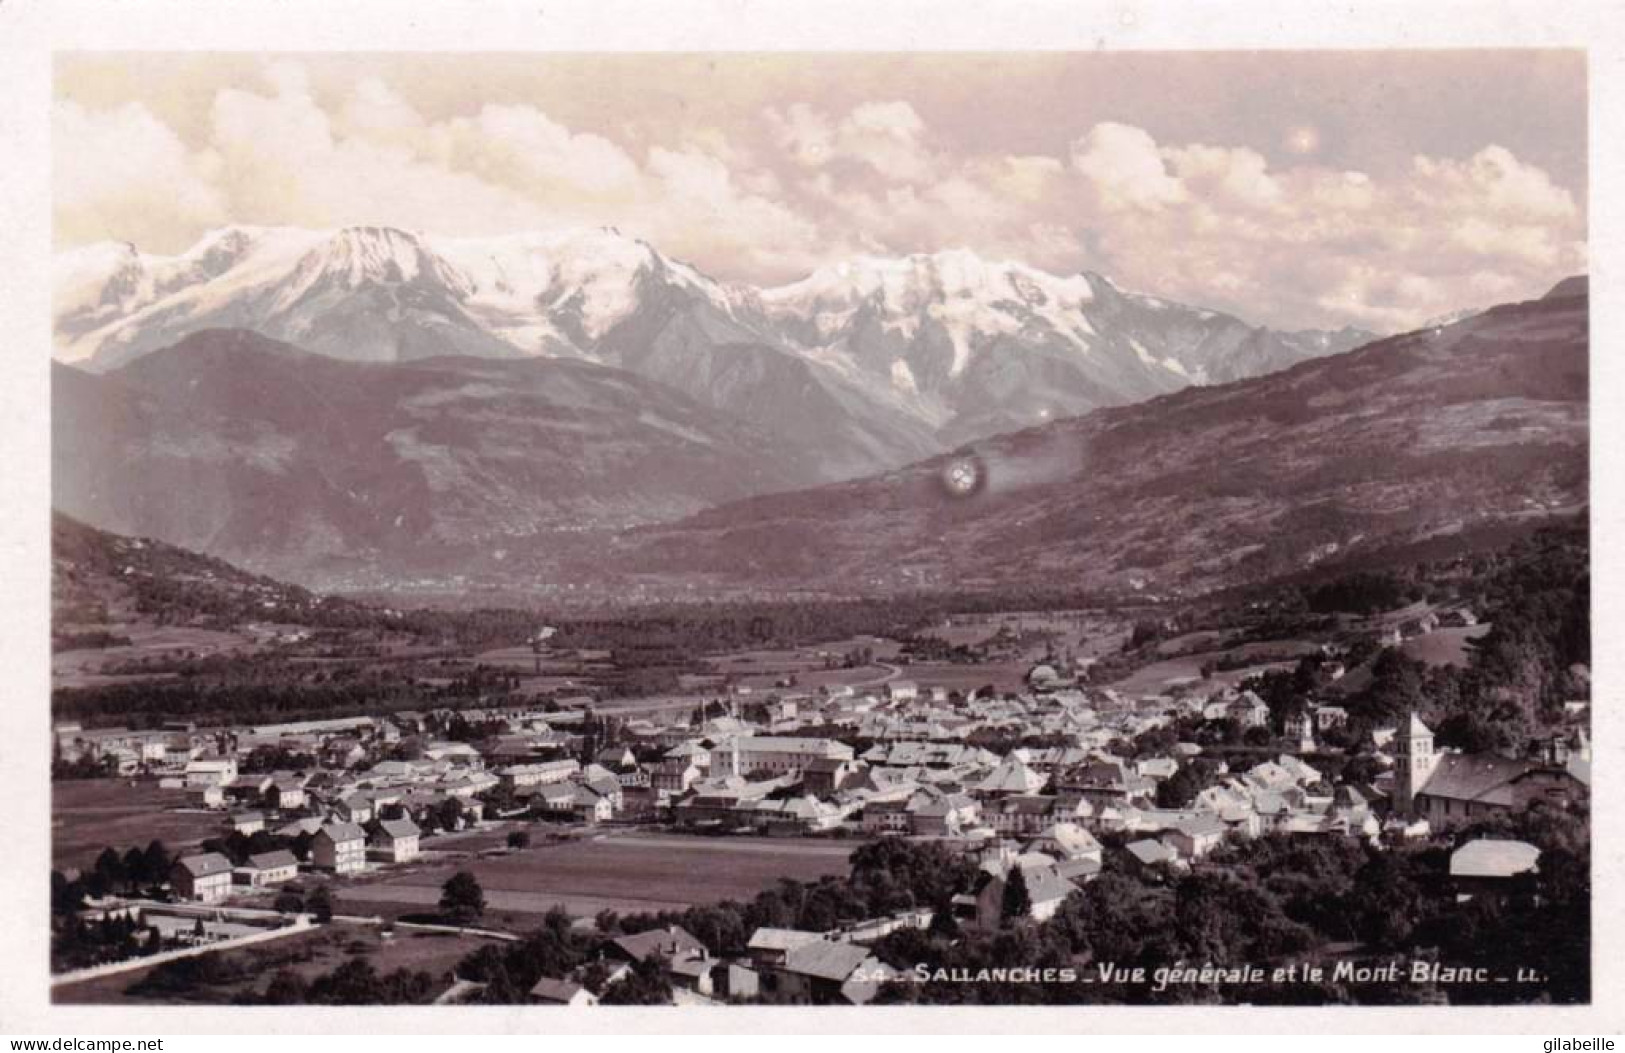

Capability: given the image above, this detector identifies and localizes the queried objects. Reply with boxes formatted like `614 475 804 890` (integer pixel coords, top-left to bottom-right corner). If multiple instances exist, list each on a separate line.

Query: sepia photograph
3 0 1620 1037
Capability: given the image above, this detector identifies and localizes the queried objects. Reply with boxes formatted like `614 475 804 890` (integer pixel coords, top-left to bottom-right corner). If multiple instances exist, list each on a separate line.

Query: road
52 915 314 988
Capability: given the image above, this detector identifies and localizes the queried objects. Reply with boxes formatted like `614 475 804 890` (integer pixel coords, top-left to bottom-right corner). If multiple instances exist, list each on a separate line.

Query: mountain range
53 329 822 582
55 225 1375 478
53 225 1581 599
587 277 1588 598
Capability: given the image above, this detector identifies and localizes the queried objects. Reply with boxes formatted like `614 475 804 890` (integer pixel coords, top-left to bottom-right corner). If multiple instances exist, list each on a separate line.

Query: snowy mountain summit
55 225 1379 473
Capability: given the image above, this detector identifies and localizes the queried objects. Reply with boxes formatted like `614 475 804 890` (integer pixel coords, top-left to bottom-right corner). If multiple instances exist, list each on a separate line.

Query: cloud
1070 122 1187 210
52 65 1586 331
54 100 227 247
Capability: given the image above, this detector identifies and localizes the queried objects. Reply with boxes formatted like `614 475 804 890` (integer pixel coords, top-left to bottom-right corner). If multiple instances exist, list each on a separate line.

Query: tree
274 889 305 915
307 884 334 923
93 846 126 895
122 846 150 889
599 954 671 1005
440 871 486 924
1000 868 1033 926
142 840 172 886
264 968 310 1004
506 829 531 851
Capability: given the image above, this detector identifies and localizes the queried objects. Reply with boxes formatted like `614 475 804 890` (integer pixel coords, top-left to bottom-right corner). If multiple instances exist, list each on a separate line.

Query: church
1393 714 1589 825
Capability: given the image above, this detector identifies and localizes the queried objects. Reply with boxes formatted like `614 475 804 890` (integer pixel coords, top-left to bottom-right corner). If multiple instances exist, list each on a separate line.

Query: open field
52 923 489 1005
1108 649 1308 696
52 779 222 871
334 831 858 919
53 626 253 688
888 660 1032 694
1401 624 1491 667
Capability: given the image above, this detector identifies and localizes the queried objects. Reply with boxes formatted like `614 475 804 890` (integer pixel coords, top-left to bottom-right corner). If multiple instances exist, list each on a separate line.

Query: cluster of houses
60 647 1590 915
517 915 926 1007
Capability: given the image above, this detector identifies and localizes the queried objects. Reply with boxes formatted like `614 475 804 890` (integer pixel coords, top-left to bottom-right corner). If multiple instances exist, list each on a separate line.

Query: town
49 530 1592 1006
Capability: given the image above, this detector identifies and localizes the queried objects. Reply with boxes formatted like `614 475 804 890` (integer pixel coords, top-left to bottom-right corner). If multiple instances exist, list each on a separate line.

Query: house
958 860 1078 932
771 939 896 1005
606 924 713 993
973 757 1047 799
987 795 1056 837
1025 822 1103 863
1283 711 1315 751
171 852 234 903
1225 691 1270 729
370 818 422 864
1056 760 1154 810
609 925 708 967
1164 814 1227 859
184 757 237 789
501 759 581 789
190 784 228 810
312 822 368 874
237 849 299 887
1399 612 1441 638
861 796 912 835
803 757 861 797
650 758 702 796
888 681 919 702
1124 838 1180 869
907 790 981 836
335 795 374 825
746 928 824 970
571 785 615 825
528 978 598 1006
267 779 307 811
1450 839 1540 902
1314 705 1349 731
230 811 265 836
531 783 580 819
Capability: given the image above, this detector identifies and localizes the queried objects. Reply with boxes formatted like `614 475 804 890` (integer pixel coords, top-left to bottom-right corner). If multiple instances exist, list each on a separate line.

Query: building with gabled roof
371 818 422 863
528 977 598 1006
237 850 299 887
172 852 234 902
313 822 367 873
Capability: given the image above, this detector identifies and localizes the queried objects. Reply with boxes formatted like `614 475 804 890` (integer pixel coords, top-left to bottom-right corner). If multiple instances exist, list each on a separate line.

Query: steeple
1394 711 1437 816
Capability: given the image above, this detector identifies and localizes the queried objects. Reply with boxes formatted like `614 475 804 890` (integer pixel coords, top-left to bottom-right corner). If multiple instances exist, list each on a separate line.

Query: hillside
593 282 1587 597
51 511 363 649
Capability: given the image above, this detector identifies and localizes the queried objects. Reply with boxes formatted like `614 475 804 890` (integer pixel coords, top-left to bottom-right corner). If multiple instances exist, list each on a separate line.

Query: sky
53 51 1587 331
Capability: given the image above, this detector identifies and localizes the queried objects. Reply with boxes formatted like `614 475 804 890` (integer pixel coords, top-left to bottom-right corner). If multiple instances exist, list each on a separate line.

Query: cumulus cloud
52 62 1586 331
1070 122 1188 210
54 100 227 247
